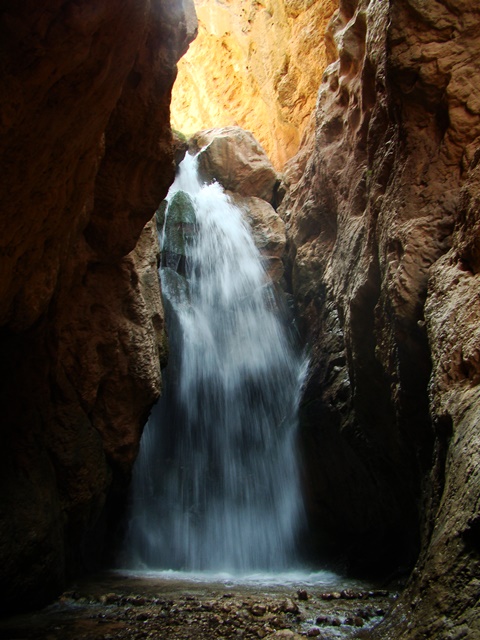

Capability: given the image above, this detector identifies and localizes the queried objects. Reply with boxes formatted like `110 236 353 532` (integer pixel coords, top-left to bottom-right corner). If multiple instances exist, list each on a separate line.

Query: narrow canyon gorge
1 0 480 639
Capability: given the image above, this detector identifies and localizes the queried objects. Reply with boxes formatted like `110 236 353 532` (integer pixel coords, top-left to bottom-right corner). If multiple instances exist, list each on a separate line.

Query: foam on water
116 569 358 590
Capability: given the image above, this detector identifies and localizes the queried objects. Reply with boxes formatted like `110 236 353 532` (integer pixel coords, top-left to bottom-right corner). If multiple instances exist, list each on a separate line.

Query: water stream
124 153 307 576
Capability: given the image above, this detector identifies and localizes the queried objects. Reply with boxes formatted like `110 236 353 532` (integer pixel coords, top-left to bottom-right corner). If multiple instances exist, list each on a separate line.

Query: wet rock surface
0 574 397 640
228 192 286 283
191 127 280 205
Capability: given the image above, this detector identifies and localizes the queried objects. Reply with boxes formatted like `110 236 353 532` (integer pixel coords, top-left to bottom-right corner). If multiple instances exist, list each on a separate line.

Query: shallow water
0 571 398 640
117 568 365 589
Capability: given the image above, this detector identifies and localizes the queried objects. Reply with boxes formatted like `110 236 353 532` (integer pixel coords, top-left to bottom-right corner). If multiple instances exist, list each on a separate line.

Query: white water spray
125 153 307 574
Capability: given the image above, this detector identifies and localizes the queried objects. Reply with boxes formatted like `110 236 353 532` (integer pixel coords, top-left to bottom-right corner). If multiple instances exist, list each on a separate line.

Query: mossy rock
161 267 190 306
163 191 197 257
172 129 188 144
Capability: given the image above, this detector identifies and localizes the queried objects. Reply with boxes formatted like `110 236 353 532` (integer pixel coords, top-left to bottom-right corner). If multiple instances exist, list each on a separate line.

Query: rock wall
171 0 336 168
280 0 480 635
0 0 196 612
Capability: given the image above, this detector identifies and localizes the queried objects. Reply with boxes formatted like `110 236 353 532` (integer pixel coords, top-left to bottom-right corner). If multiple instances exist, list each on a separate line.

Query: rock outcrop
0 0 196 612
280 0 480 635
189 127 286 282
191 127 280 204
171 0 337 168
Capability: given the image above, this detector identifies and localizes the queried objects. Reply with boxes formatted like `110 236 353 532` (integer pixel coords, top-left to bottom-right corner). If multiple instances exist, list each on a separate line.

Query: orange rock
192 126 279 204
171 0 336 169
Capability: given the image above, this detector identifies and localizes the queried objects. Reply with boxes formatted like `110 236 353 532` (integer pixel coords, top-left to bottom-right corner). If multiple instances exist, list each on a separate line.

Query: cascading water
125 153 307 575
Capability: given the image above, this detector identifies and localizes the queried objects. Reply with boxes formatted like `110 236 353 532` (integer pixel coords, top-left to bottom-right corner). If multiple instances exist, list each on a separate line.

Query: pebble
297 590 308 601
251 604 267 616
136 613 149 621
281 599 299 614
345 615 365 626
319 592 341 600
306 627 321 636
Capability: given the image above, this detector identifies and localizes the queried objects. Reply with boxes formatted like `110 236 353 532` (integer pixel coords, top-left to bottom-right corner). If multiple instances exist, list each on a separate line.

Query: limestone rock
187 126 285 282
173 130 189 167
191 126 280 204
0 0 195 612
171 0 336 168
376 155 480 639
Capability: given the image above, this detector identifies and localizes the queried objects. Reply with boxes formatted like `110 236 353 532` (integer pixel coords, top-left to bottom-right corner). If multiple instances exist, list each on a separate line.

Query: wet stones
0 578 396 640
251 604 267 616
281 599 300 615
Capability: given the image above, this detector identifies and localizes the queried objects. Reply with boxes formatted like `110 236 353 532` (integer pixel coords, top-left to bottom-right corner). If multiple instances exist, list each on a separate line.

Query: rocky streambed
0 572 399 640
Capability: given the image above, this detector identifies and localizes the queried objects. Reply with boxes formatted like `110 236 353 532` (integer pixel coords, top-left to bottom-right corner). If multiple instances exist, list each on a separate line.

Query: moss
163 191 197 257
172 129 188 144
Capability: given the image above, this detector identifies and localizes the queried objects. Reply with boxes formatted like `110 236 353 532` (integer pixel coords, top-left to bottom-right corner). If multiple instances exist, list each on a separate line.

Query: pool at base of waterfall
0 570 400 640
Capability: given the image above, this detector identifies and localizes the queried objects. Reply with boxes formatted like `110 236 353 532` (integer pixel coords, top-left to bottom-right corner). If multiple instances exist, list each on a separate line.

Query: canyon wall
0 0 196 612
280 0 480 636
2 0 480 634
171 0 336 168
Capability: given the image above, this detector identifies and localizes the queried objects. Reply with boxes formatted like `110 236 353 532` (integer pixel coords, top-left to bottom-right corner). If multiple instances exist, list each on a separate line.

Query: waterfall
125 153 307 574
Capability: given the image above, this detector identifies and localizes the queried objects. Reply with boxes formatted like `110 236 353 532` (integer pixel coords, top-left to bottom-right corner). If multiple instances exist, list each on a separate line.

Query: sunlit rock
172 0 336 168
191 126 279 204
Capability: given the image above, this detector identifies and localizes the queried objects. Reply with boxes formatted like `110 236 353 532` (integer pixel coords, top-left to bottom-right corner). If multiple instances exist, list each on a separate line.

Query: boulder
173 130 189 167
163 191 197 257
190 126 279 204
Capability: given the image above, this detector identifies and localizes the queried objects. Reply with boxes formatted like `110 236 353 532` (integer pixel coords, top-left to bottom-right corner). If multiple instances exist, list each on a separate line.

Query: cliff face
0 0 196 611
280 0 480 634
171 0 336 168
